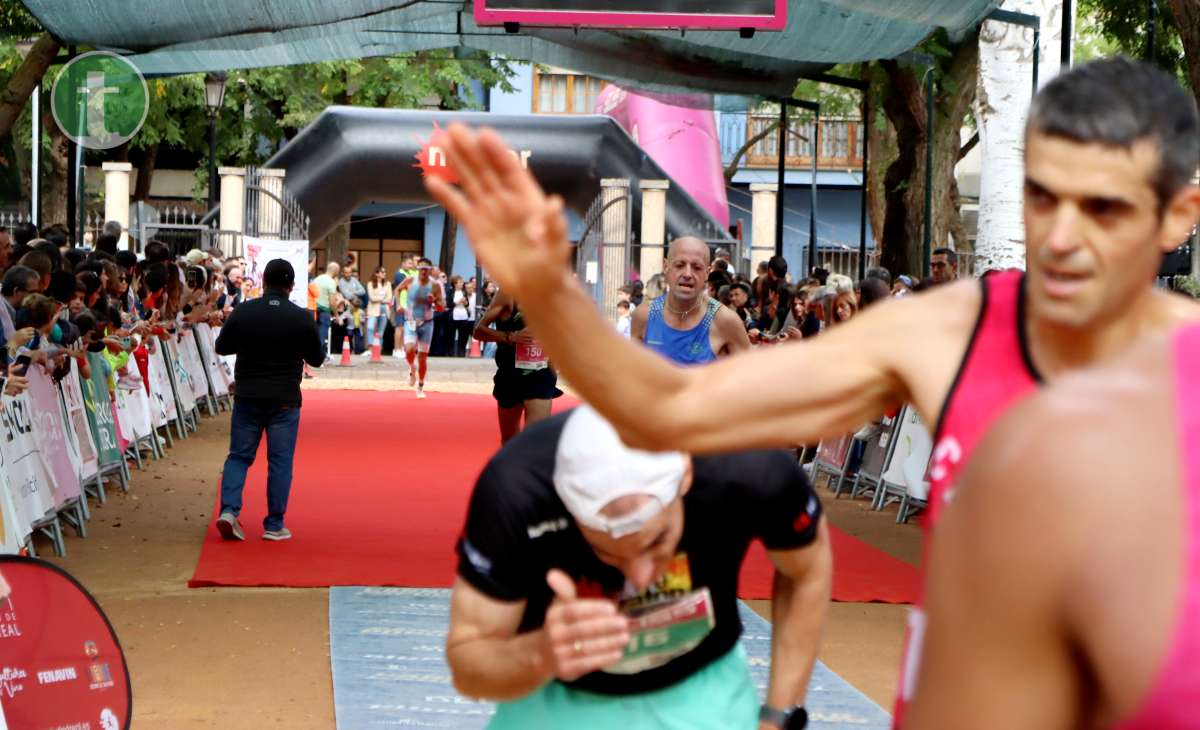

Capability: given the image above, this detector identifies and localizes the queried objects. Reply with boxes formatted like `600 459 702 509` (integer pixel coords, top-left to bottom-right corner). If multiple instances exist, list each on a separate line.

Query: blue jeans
366 314 388 346
220 400 302 531
316 309 332 354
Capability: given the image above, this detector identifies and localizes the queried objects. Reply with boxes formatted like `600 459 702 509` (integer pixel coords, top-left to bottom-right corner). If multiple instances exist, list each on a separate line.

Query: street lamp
204 72 227 212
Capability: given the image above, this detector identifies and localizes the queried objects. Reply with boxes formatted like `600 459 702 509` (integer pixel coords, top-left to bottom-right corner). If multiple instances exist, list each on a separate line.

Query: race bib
604 588 715 675
515 341 548 371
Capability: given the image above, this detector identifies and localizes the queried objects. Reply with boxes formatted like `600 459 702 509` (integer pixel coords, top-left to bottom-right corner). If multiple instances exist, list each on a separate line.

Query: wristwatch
759 705 808 729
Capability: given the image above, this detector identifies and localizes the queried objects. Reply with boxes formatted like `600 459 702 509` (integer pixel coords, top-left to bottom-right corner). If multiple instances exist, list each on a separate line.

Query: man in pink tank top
907 324 1200 729
427 57 1200 727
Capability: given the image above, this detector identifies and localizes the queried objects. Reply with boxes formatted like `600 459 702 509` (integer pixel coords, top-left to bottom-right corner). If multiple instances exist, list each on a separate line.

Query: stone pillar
639 180 668 280
255 168 286 241
101 161 132 250
750 183 778 275
218 166 245 256
600 179 631 320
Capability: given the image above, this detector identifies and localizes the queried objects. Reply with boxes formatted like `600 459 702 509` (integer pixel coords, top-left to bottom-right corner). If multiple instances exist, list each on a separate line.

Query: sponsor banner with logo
82 353 122 468
0 390 56 537
178 330 210 403
114 385 152 443
243 237 309 309
61 359 99 482
146 342 177 428
165 339 197 414
193 324 229 397
0 556 131 729
210 326 236 388
24 366 81 509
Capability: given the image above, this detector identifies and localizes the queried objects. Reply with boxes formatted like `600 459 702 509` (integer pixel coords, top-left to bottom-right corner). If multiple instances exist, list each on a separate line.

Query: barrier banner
880 406 933 500
165 339 197 414
82 353 122 467
146 343 177 428
815 435 852 470
0 556 132 730
0 392 56 537
194 323 230 396
210 326 236 387
61 359 99 482
25 366 81 508
0 472 23 554
178 331 210 403
244 237 309 308
115 386 153 442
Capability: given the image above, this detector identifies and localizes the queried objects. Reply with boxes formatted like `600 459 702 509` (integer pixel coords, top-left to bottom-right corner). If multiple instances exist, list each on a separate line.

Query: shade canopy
23 0 1000 95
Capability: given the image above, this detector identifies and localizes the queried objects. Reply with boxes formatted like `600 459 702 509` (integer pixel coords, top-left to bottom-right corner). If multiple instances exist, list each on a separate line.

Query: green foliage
0 0 42 39
1173 274 1200 298
1078 0 1186 81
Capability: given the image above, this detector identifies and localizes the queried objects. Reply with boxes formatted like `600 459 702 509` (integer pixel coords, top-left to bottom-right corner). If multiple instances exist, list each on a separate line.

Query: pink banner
25 366 82 508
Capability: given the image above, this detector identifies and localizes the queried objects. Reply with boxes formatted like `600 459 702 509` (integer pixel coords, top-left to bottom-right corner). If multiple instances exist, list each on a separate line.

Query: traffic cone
338 336 353 367
370 343 382 363
469 337 481 358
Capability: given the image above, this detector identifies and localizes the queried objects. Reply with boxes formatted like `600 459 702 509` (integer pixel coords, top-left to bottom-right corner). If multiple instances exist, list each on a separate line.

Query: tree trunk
0 33 61 141
133 143 158 201
1170 0 1200 104
42 112 69 227
439 214 458 273
869 32 979 279
325 218 350 269
975 0 1067 272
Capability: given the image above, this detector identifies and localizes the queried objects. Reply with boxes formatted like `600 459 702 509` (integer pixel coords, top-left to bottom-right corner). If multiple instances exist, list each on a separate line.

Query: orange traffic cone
469 337 481 358
338 336 353 367
370 343 382 363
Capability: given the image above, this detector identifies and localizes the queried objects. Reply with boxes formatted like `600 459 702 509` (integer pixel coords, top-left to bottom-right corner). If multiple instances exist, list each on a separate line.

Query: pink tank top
1113 325 1200 729
893 269 1041 727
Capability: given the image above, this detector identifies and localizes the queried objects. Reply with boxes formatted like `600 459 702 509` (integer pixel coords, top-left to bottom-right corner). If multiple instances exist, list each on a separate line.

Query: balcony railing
744 116 864 170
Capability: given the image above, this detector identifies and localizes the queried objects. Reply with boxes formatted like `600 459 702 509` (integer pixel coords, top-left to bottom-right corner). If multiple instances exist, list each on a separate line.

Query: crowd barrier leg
33 515 66 557
127 444 144 471
59 498 88 539
85 473 107 505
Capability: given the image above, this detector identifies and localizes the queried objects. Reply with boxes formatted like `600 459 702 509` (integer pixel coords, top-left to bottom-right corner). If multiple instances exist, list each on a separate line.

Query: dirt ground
39 387 920 728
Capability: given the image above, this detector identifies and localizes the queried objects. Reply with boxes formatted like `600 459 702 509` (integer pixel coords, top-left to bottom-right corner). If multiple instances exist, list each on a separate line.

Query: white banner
193 323 230 397
881 406 933 500
60 359 98 482
146 342 178 427
166 338 198 414
0 465 23 553
0 392 57 538
243 237 309 309
114 385 153 442
178 330 210 402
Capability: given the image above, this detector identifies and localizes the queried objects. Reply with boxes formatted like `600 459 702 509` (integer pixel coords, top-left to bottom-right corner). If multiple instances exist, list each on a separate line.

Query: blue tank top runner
644 295 720 365
407 279 434 323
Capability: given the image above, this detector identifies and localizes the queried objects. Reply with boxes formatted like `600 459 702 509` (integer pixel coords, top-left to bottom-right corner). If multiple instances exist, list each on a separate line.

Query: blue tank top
407 278 434 323
644 295 719 365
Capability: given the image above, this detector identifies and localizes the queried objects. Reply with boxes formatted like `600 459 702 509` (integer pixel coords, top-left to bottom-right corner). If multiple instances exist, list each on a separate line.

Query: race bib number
603 588 715 675
515 341 548 371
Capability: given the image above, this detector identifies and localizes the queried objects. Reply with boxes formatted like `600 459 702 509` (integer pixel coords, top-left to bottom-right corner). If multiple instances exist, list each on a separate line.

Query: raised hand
539 569 630 682
424 124 571 300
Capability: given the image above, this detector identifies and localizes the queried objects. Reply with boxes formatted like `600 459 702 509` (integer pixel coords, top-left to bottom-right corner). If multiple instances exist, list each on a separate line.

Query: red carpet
190 390 918 603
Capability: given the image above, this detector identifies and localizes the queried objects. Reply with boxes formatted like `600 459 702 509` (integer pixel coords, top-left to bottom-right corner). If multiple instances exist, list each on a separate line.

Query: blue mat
330 587 892 729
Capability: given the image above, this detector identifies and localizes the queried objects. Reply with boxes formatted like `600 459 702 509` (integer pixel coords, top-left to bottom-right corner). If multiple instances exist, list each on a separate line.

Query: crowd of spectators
614 245 961 345
0 219 251 397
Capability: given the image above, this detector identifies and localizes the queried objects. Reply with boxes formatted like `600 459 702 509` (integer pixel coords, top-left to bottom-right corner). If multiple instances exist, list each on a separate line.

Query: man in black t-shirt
449 405 831 730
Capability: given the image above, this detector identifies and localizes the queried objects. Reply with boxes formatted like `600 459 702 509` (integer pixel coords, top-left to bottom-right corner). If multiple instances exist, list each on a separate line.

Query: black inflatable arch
263 106 730 244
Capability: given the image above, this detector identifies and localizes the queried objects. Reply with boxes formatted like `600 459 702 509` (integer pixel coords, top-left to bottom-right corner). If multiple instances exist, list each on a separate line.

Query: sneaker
262 527 292 541
416 384 426 400
216 512 244 541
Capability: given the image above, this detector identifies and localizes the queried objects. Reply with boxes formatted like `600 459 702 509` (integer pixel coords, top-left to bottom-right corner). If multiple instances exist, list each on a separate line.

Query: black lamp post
204 72 227 211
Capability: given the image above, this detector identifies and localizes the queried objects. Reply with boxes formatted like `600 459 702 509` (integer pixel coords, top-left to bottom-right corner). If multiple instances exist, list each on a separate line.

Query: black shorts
492 366 563 409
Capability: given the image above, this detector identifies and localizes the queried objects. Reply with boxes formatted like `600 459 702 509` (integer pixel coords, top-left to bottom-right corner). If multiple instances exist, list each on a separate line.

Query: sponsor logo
525 517 569 539
459 538 492 576
37 666 79 685
0 666 27 698
100 707 120 730
413 122 533 182
88 662 114 690
84 640 100 659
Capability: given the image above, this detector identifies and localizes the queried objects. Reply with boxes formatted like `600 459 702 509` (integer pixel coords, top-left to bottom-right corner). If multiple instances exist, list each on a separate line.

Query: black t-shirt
456 412 822 695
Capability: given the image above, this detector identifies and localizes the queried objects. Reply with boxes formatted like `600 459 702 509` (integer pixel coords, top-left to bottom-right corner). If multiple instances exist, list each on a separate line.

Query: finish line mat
329 586 892 729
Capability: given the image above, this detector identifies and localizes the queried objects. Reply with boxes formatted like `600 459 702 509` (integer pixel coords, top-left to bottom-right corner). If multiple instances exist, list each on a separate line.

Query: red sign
475 0 787 31
0 556 131 730
412 123 459 184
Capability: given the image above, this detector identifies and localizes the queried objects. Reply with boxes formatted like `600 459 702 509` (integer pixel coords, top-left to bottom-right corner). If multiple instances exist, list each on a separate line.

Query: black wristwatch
759 705 808 729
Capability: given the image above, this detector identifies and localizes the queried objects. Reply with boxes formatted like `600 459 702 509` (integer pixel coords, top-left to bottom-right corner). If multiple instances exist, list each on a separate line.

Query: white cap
553 405 688 538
